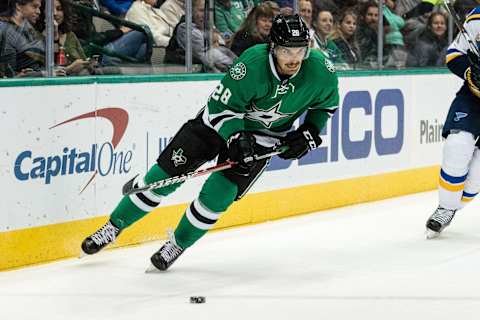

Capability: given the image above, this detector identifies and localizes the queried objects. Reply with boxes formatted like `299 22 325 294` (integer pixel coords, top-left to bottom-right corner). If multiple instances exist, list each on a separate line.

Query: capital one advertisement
0 74 460 232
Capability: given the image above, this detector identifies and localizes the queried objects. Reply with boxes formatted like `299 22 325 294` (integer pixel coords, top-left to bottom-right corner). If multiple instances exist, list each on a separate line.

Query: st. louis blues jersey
446 6 480 94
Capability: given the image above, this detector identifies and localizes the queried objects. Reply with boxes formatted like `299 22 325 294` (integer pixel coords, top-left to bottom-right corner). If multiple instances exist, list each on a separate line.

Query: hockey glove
279 123 322 160
466 50 480 98
227 131 256 173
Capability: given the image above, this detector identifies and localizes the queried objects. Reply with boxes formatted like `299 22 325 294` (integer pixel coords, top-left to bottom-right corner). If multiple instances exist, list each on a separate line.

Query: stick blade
145 263 162 273
122 174 139 196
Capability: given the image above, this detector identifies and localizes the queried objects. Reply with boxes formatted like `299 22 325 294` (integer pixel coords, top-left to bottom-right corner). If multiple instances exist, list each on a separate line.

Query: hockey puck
190 296 206 304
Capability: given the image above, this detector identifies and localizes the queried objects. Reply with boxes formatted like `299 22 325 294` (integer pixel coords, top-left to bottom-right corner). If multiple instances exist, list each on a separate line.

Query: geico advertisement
0 75 453 230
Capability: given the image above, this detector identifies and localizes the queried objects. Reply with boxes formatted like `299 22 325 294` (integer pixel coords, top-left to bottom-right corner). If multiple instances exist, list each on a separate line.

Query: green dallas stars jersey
202 43 339 143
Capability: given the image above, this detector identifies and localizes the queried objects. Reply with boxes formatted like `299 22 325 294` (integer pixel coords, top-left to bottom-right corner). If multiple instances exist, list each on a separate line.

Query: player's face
17 0 41 24
340 14 357 38
256 16 272 37
274 46 307 76
431 14 446 38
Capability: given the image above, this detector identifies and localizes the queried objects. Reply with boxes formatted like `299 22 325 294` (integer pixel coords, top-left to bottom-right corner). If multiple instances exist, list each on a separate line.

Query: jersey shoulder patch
229 61 247 80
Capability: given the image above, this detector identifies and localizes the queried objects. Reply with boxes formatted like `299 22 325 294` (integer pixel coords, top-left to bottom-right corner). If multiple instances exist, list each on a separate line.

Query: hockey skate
425 206 456 239
146 232 184 272
81 220 121 256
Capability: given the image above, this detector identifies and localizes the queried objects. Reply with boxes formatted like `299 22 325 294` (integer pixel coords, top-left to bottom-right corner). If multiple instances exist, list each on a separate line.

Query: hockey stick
122 146 288 196
443 0 480 56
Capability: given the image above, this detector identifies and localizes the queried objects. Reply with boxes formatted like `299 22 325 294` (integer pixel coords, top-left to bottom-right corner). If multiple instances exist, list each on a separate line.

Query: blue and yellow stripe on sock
439 169 467 192
461 191 478 203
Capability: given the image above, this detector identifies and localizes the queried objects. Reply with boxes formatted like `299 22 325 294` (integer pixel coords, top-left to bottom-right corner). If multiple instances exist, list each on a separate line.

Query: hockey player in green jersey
81 14 339 271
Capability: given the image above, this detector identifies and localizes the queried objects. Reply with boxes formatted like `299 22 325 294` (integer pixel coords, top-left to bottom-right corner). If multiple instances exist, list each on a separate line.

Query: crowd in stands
1 0 479 77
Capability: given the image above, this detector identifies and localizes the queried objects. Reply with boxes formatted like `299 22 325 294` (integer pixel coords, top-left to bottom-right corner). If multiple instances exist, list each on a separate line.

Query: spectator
0 0 46 77
312 9 343 63
230 2 274 56
406 11 448 67
331 9 360 68
70 0 147 65
99 0 134 16
215 0 246 39
299 0 316 48
383 0 407 68
165 0 237 72
35 0 94 75
356 1 382 67
125 0 184 47
299 0 313 28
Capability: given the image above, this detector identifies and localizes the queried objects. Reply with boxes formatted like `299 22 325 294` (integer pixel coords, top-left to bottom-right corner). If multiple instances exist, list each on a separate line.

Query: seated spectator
406 11 448 67
356 1 383 67
125 0 184 47
311 9 344 63
34 0 96 75
215 0 246 39
299 0 313 29
0 0 46 77
70 0 147 65
383 0 407 68
230 2 274 56
99 0 134 16
331 9 360 69
298 0 317 48
165 0 237 72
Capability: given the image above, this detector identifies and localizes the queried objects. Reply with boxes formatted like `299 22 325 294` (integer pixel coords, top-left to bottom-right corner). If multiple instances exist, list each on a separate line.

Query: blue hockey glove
279 123 322 160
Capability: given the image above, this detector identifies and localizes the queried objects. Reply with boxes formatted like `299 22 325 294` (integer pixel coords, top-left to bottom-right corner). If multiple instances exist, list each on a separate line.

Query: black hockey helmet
270 14 310 48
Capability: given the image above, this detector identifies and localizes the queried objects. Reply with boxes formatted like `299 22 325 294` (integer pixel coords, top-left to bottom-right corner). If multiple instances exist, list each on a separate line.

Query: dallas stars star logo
171 148 187 167
245 101 293 128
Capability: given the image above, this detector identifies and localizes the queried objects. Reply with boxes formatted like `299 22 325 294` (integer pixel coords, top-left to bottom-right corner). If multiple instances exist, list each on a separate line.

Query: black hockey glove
466 50 480 98
227 131 256 173
279 123 322 160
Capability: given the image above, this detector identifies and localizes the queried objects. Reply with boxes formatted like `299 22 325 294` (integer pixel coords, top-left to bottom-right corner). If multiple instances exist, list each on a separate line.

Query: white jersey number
211 84 232 105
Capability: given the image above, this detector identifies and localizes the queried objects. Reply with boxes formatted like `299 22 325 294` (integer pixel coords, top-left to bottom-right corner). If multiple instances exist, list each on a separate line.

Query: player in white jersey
426 7 480 238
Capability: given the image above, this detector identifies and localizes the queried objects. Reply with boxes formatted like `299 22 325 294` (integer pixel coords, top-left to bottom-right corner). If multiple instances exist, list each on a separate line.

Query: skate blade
425 228 440 239
145 263 161 273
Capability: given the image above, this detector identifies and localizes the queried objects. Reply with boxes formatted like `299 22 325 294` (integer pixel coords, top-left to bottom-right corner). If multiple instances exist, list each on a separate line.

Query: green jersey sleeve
304 56 340 132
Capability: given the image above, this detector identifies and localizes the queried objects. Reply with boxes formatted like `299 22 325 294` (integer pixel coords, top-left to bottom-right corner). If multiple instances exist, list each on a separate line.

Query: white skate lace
160 230 183 262
430 207 456 226
91 222 119 246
